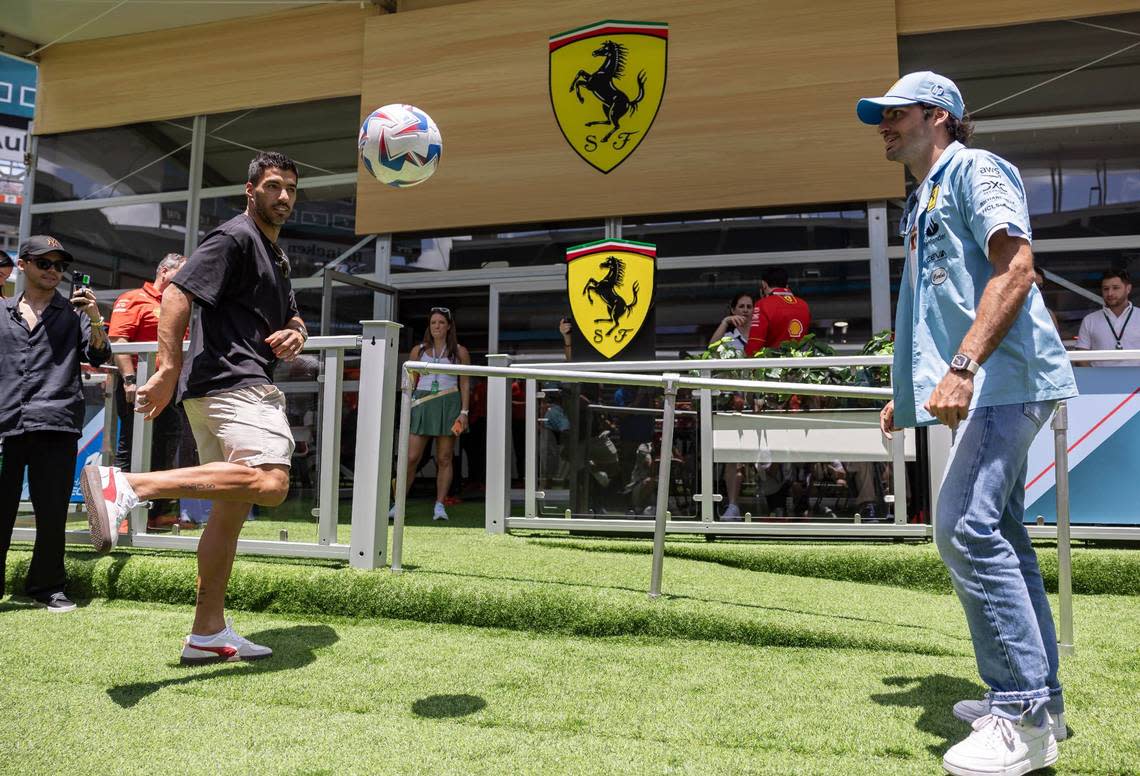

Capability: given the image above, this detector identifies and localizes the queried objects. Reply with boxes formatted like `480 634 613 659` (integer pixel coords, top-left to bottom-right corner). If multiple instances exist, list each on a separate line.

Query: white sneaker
942 714 1057 776
388 504 397 521
80 465 138 554
432 501 448 521
180 618 273 666
721 503 742 521
954 698 1067 741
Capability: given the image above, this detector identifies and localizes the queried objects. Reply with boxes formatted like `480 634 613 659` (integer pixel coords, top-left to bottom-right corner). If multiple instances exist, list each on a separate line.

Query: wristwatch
949 353 980 375
122 374 137 385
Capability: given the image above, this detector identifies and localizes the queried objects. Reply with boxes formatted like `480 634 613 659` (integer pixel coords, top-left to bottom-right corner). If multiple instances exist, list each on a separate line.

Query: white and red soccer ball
358 104 442 188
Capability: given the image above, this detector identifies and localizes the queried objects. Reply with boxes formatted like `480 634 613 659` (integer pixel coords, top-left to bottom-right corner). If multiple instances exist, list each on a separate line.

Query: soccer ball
358 104 442 188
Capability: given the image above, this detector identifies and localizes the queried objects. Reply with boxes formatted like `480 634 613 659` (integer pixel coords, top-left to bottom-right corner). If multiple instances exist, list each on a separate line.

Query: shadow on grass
871 674 987 756
106 624 339 709
411 694 487 719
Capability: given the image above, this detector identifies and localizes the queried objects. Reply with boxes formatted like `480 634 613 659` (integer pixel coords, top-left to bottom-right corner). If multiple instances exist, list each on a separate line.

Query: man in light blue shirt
858 72 1077 776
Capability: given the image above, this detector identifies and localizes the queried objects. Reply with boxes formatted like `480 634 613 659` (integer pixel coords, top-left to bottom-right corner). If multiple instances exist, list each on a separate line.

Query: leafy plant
688 330 896 409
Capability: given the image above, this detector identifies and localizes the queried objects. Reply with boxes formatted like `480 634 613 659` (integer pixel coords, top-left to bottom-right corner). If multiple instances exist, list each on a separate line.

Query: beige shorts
182 384 295 467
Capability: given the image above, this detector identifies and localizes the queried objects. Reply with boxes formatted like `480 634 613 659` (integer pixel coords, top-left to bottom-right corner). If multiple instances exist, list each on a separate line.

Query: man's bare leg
124 463 289 506
191 499 250 635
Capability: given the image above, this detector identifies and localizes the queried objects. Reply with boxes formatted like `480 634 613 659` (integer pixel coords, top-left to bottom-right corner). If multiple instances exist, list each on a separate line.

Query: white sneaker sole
942 739 1057 776
79 466 115 554
180 649 273 666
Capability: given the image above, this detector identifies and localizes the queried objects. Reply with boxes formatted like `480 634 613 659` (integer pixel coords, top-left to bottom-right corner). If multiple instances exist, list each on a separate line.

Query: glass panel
31 201 188 289
392 221 605 273
656 261 878 357
623 205 869 256
197 184 372 278
35 120 194 202
202 97 360 187
294 286 377 338
533 379 700 519
975 123 1140 238
498 289 568 359
396 288 490 362
899 12 1140 119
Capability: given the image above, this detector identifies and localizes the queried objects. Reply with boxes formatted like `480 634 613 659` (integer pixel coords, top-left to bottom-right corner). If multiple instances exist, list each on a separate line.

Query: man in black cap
0 235 110 612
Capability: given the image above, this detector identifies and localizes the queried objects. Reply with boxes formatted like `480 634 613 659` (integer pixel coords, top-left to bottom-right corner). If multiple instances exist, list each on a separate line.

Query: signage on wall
0 125 27 163
565 239 656 360
0 52 36 120
548 20 668 173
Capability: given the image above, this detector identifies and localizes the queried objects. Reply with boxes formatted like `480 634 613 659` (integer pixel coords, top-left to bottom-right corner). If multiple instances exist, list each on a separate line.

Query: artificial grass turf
0 599 1137 776
5 524 1139 659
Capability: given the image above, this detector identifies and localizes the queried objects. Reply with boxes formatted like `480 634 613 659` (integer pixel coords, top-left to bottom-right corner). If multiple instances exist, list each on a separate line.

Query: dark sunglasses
32 258 71 273
430 306 452 319
270 243 290 278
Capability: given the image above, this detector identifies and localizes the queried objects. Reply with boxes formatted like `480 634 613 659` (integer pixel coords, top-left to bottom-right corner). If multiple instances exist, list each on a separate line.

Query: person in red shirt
744 267 812 356
108 254 187 527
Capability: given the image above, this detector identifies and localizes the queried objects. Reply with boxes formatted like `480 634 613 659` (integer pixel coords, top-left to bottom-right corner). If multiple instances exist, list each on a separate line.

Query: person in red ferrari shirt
744 267 812 355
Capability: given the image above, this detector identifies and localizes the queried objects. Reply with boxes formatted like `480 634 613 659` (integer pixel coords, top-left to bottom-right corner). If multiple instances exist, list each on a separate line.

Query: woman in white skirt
395 307 471 520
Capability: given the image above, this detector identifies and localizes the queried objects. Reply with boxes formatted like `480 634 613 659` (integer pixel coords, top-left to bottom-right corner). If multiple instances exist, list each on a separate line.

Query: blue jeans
935 400 1063 726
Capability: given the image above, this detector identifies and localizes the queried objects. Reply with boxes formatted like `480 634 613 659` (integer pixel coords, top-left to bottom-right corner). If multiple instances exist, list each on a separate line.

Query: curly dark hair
920 103 974 146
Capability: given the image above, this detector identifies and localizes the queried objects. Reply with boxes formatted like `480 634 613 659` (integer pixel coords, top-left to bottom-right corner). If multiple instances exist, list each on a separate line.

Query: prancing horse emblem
583 255 640 335
549 20 668 174
566 239 656 359
570 40 647 143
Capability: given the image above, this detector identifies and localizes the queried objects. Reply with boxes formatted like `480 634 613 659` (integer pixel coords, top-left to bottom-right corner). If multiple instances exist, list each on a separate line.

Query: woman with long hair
709 292 754 520
394 306 471 521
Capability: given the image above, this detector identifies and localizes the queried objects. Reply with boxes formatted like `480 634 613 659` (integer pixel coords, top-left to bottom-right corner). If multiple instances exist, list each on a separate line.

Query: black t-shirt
174 213 299 400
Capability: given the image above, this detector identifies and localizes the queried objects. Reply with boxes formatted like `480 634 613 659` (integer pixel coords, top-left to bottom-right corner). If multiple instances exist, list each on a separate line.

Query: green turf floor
0 597 1135 776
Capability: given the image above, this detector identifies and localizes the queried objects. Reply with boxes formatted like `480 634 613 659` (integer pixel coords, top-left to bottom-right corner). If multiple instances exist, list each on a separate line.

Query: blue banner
0 52 36 120
1024 367 1140 526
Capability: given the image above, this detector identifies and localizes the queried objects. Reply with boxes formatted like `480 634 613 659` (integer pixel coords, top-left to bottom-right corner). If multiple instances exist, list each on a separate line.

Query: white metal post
891 429 907 524
485 354 513 533
390 379 413 573
525 378 537 517
649 374 680 599
696 369 716 522
868 201 891 334
316 348 344 545
128 354 154 536
1052 401 1074 655
349 320 401 569
183 115 206 257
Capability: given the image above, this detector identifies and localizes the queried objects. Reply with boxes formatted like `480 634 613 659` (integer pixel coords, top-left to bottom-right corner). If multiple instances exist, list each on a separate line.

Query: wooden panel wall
357 0 903 234
896 0 1140 34
34 3 377 135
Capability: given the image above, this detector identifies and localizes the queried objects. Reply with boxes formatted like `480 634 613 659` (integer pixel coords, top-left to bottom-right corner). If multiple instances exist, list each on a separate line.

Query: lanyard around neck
1103 305 1134 349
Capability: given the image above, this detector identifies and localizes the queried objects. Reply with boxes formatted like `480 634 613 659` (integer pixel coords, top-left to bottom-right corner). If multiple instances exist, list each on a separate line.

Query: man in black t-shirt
80 152 309 664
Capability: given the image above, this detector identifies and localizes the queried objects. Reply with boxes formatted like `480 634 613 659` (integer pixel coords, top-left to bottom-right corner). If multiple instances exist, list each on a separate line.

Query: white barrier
11 320 402 570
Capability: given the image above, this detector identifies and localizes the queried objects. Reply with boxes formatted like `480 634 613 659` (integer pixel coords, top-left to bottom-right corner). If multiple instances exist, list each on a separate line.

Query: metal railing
11 320 402 569
389 359 892 599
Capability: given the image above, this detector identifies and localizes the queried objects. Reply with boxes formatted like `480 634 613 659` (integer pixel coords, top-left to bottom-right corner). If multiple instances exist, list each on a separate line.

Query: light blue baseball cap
856 71 965 125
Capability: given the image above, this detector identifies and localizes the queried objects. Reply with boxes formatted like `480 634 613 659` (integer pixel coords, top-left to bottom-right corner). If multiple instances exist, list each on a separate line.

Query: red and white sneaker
180 618 273 666
80 465 138 554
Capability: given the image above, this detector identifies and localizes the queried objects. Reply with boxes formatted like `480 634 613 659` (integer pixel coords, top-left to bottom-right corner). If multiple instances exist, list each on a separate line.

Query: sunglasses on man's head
32 258 70 273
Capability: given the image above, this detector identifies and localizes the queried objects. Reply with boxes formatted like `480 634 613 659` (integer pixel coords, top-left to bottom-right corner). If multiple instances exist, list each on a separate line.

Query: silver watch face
951 354 968 370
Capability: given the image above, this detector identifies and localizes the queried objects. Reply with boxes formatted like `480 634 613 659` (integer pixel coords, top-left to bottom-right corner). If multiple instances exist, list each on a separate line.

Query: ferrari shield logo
550 20 668 173
566 239 656 358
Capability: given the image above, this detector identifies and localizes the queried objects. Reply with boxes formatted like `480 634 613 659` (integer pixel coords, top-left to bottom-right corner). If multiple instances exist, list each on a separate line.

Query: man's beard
255 198 289 226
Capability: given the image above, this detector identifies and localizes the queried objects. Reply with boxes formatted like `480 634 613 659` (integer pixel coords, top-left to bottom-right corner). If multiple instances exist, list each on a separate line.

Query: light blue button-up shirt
893 141 1077 428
